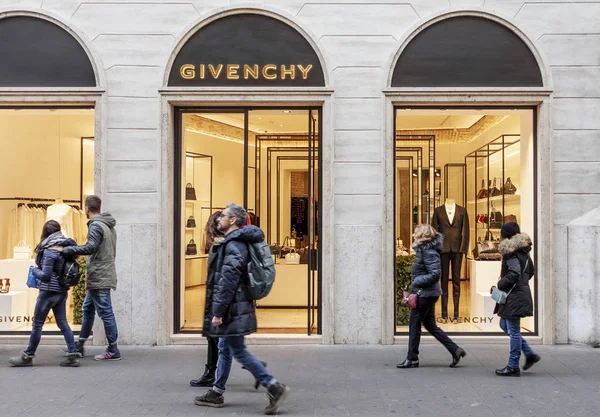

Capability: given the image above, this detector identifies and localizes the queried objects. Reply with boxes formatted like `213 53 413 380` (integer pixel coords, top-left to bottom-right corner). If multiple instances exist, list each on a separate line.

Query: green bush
396 255 414 326
72 258 86 325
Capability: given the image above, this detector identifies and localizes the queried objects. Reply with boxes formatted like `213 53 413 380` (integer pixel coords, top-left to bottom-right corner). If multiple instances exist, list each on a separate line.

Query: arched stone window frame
157 7 334 346
381 9 555 346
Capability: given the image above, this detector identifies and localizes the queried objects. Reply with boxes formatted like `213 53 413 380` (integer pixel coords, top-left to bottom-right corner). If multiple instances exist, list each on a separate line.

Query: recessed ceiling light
258 117 262 120
282 110 291 113
280 124 284 127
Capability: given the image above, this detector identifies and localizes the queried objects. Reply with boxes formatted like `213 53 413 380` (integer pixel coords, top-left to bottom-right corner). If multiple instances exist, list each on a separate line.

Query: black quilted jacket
202 225 264 337
494 233 535 319
410 233 443 298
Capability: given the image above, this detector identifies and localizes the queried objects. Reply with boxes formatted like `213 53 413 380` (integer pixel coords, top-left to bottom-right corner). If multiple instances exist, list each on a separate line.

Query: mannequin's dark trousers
407 296 459 361
441 252 463 318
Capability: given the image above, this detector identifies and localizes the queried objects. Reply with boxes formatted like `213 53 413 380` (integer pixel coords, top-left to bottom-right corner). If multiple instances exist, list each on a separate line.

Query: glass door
307 109 319 335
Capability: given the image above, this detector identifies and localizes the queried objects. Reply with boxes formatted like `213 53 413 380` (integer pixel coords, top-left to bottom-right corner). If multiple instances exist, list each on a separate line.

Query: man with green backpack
194 203 289 415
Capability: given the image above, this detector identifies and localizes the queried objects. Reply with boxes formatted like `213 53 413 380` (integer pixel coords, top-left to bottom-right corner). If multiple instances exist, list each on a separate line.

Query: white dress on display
47 200 74 238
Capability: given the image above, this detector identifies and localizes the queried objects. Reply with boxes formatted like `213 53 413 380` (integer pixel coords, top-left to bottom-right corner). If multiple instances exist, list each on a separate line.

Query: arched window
391 16 542 87
168 13 325 87
0 16 96 87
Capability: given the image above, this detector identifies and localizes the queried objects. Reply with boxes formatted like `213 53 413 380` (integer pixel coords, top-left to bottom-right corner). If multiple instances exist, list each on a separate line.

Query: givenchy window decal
168 14 324 87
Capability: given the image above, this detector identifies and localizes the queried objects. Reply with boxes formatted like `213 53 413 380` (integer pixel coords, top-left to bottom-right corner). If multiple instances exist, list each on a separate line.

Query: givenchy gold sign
179 64 313 81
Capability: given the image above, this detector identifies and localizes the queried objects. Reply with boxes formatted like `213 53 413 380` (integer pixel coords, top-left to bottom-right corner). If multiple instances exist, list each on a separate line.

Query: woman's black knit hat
501 221 520 239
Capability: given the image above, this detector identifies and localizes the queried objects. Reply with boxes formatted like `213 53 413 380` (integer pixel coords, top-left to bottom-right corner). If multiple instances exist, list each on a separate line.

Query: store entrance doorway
174 107 322 336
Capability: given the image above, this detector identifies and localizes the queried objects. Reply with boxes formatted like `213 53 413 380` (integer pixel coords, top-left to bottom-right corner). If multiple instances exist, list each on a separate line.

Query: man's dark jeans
25 291 76 357
407 296 459 361
79 289 119 346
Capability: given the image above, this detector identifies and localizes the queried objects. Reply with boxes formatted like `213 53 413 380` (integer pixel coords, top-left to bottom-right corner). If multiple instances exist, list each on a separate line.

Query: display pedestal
0 259 37 314
257 264 312 307
469 259 501 331
0 291 28 330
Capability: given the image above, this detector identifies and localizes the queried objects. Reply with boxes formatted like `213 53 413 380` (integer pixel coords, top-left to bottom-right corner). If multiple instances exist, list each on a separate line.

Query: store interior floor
183 286 312 334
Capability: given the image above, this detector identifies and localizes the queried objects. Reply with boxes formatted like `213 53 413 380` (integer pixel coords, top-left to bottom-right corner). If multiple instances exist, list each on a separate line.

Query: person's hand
490 286 496 294
212 316 223 327
50 246 63 252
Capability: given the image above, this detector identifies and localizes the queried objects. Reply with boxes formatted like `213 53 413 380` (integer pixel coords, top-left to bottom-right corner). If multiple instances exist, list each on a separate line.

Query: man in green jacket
53 195 120 361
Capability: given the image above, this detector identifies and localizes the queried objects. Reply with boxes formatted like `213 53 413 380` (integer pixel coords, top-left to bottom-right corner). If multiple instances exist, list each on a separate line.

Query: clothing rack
0 197 81 203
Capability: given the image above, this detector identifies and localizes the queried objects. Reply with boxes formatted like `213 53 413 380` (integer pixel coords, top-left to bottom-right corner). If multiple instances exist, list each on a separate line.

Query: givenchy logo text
179 64 313 81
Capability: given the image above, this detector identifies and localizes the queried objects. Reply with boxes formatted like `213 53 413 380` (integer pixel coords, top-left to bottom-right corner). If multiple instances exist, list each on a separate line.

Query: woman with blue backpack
8 220 81 367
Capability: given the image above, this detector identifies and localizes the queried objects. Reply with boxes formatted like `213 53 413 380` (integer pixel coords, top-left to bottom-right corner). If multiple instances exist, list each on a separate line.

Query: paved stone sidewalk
0 343 598 417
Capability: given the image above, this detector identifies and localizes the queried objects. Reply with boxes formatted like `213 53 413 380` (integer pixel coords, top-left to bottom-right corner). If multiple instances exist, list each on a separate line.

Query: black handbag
489 178 502 197
503 177 517 195
477 179 488 199
490 206 503 229
186 216 196 228
186 183 197 200
185 239 197 255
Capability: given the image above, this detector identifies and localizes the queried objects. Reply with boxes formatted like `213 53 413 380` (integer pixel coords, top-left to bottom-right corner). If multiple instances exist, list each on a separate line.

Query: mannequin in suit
431 198 470 319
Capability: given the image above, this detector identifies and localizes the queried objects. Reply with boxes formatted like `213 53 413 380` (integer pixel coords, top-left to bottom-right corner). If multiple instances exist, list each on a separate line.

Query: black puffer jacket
202 226 264 337
410 233 443 298
33 232 77 293
494 233 535 319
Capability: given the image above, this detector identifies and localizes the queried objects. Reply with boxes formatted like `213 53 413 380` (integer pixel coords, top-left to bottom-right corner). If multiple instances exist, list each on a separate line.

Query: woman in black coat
397 224 466 369
492 222 540 377
9 220 80 367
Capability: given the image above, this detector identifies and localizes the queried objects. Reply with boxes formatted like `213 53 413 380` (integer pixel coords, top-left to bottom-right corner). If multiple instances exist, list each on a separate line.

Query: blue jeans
79 289 119 346
25 291 76 357
213 336 275 393
500 317 535 368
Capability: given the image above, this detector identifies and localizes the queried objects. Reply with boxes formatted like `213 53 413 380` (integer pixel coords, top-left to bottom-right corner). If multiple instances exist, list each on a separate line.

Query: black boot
396 359 419 368
523 354 541 371
450 347 466 368
265 382 290 415
495 366 520 377
190 365 216 387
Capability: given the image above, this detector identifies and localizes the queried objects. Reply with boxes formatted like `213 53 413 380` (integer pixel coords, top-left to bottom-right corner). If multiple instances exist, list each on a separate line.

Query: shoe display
265 382 290 415
450 347 466 368
495 366 520 377
190 364 216 387
9 352 33 367
396 359 419 368
194 389 225 408
523 354 541 371
94 348 121 361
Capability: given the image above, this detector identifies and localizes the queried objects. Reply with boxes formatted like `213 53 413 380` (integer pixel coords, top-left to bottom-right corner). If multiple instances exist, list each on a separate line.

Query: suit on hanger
431 204 470 319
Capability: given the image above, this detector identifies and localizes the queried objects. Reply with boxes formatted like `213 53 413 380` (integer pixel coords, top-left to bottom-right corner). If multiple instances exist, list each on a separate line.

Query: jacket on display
494 233 535 319
62 213 117 291
431 205 470 253
202 226 264 338
410 233 443 298
33 232 77 293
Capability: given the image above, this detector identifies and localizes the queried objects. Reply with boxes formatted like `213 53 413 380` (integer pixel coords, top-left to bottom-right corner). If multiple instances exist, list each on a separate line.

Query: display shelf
467 194 521 205
185 255 207 260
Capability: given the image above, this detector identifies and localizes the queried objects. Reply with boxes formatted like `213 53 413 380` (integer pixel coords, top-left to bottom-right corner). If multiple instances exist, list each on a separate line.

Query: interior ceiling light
258 117 262 120
282 110 291 113
280 124 284 127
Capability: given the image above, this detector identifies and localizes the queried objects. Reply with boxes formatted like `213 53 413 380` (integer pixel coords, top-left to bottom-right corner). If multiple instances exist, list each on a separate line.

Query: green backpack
244 241 276 300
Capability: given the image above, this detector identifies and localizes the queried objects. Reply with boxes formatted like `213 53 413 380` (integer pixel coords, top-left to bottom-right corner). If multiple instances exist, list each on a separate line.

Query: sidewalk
0 343 598 417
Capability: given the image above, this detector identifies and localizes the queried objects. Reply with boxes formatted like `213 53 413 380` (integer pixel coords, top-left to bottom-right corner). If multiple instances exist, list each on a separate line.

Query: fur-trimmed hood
499 233 532 255
413 232 443 253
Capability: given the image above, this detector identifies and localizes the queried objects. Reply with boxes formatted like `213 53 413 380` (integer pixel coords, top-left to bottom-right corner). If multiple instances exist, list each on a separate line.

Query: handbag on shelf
185 183 197 201
26 266 38 289
285 248 300 265
489 205 504 229
401 289 421 310
503 177 517 195
504 214 518 224
491 259 529 304
13 241 31 260
185 239 197 256
186 216 196 228
476 179 488 199
475 231 501 261
489 178 502 197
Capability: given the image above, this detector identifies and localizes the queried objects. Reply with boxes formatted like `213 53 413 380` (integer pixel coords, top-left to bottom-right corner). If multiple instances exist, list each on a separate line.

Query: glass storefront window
0 108 95 333
177 108 321 335
394 108 536 335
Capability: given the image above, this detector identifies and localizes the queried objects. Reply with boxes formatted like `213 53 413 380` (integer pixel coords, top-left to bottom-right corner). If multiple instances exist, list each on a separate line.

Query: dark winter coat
33 232 77 293
411 233 444 298
202 225 264 338
62 213 117 290
494 233 535 319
